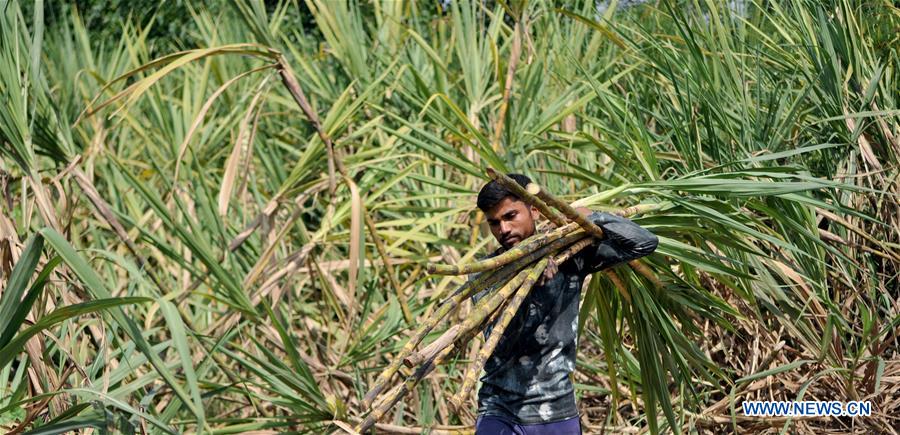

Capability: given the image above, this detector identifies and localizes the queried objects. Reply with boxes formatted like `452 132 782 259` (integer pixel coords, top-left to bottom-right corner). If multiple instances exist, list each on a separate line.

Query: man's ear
530 205 540 221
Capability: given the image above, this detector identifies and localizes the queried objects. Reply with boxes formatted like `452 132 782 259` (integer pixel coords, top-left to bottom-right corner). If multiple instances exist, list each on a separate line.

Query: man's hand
537 257 558 286
538 207 588 284
537 207 589 284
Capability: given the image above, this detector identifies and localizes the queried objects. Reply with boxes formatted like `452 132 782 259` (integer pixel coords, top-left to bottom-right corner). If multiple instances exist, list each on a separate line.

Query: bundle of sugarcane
355 170 658 433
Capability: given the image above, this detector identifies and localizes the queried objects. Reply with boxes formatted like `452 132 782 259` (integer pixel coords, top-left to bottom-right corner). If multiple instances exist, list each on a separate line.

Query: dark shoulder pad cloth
472 211 658 424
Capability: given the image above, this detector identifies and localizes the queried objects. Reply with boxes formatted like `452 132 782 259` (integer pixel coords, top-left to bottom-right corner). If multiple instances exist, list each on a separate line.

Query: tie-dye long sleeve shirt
473 211 658 424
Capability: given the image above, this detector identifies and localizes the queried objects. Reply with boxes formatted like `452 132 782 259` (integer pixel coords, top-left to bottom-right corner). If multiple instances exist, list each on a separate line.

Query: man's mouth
503 236 520 245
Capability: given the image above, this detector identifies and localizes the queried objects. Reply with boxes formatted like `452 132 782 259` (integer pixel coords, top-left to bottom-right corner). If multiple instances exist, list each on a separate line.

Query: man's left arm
573 207 659 274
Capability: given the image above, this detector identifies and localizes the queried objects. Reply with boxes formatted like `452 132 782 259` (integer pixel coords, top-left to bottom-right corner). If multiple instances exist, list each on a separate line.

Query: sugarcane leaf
0 234 44 346
0 296 151 369
21 417 104 435
0 255 61 349
736 360 814 384
158 300 205 430
37 227 204 422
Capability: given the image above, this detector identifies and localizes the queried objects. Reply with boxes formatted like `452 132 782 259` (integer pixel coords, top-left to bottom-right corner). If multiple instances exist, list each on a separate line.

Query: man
472 173 658 435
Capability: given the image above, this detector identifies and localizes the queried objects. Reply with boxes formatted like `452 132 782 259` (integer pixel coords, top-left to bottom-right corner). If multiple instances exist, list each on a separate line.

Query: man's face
485 196 540 250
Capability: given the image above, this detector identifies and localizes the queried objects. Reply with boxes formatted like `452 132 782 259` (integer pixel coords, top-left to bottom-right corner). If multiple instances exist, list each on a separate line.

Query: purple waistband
475 415 581 435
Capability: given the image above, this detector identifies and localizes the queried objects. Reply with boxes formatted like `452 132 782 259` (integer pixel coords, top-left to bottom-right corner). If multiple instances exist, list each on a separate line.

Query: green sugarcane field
0 0 898 434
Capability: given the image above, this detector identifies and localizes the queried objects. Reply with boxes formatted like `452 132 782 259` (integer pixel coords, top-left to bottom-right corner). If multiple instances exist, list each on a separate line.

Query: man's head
477 173 540 250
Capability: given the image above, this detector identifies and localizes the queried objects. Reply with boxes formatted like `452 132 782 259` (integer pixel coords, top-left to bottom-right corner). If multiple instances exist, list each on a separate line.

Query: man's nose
499 221 512 234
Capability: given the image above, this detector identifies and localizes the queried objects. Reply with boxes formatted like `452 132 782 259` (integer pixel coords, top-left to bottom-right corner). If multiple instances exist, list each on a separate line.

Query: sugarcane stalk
449 262 546 411
405 257 548 368
434 228 586 310
398 232 590 384
435 230 589 346
553 238 599 271
615 202 666 217
526 182 605 239
380 233 583 404
436 230 586 316
627 259 662 289
359 327 481 433
363 258 509 406
604 269 632 304
486 168 567 227
433 257 520 310
357 345 455 433
450 237 594 410
427 222 577 275
458 257 547 332
369 380 405 412
528 182 663 291
362 307 463 406
363 205 414 324
403 324 461 368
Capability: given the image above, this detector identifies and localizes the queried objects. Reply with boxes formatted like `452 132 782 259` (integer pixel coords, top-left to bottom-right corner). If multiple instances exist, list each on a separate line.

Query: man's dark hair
477 173 532 212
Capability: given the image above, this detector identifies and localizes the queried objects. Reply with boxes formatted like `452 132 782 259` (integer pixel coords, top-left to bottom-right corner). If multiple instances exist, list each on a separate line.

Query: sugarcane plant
2 0 897 433
356 170 660 433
